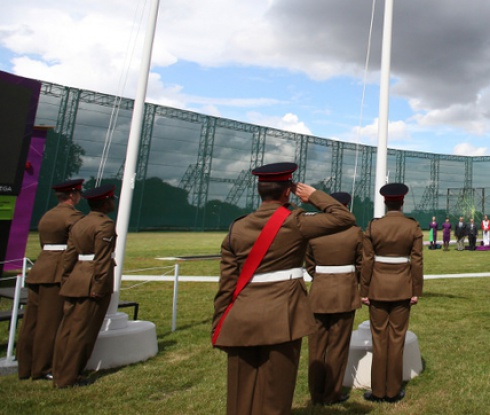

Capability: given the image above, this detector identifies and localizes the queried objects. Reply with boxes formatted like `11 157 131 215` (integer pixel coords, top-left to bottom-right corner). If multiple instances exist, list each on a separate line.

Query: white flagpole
374 0 394 218
110 0 160 314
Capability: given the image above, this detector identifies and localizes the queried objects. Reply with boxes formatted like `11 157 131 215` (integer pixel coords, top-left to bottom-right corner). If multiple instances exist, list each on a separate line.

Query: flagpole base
343 320 423 388
0 357 18 376
86 313 158 371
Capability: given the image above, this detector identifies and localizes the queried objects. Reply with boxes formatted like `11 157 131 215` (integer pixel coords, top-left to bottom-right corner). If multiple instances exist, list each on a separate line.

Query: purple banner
4 128 48 271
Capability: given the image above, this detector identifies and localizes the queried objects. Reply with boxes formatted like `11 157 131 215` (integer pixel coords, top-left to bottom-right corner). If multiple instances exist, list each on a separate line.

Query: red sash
212 206 292 346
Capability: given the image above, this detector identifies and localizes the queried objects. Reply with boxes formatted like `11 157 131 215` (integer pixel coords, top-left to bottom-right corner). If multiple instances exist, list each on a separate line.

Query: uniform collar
257 201 288 212
385 210 404 217
57 202 76 209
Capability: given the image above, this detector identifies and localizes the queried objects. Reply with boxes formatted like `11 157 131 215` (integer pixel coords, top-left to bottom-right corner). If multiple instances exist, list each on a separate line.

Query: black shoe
55 376 92 389
386 389 405 403
363 391 384 402
74 377 92 387
32 373 53 381
327 394 349 405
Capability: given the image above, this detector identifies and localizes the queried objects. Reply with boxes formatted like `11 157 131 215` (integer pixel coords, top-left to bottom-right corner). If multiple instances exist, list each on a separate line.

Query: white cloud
350 118 410 144
412 102 490 136
453 143 489 156
2 0 490 155
247 112 312 135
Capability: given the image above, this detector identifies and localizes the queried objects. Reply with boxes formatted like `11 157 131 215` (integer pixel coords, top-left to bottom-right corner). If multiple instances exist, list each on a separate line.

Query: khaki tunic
60 211 116 298
26 203 84 284
305 226 363 404
17 203 83 379
361 211 423 301
306 226 363 313
213 191 356 347
53 211 116 388
212 190 356 415
360 210 423 398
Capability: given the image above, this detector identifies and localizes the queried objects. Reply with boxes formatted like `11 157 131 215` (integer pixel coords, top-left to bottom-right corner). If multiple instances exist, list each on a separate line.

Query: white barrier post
6 259 27 360
172 264 179 332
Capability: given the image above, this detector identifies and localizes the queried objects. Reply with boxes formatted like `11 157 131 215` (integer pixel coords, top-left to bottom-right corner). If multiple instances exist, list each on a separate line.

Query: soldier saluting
306 192 363 406
212 162 356 415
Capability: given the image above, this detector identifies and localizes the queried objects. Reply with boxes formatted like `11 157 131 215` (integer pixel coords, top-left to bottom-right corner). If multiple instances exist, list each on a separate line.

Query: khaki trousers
16 283 64 379
53 295 110 387
457 237 465 251
369 299 410 398
308 311 355 404
226 339 302 415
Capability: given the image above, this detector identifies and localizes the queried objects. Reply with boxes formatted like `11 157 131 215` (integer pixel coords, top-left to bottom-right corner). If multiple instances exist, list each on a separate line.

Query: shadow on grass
292 400 372 414
157 339 177 350
88 366 123 382
157 317 212 338
421 292 464 299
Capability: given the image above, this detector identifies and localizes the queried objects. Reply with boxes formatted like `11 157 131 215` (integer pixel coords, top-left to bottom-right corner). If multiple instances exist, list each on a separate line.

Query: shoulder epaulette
301 205 321 216
366 218 380 236
227 214 249 254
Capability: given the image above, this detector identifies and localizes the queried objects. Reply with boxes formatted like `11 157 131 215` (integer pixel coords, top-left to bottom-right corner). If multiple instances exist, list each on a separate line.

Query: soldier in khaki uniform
305 192 363 406
53 184 117 388
17 179 84 380
361 183 423 403
212 163 356 415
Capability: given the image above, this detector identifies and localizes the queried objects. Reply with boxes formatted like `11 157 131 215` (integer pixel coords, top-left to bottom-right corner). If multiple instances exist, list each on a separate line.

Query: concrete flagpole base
86 312 158 371
343 320 423 389
0 357 18 376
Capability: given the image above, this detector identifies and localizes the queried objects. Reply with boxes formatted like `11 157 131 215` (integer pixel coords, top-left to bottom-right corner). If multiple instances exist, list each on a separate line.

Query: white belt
375 255 410 264
78 252 116 261
315 265 355 274
43 244 67 251
79 254 95 261
251 267 304 283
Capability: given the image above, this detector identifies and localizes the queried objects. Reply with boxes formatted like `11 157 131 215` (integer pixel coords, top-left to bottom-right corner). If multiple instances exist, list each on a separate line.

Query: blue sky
1 0 490 157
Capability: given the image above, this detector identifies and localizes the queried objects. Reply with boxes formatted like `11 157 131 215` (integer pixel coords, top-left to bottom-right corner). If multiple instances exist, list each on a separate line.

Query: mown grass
0 231 489 414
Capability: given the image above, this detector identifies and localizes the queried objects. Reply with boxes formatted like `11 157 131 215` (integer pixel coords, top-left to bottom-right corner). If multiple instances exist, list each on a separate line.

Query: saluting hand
292 182 316 203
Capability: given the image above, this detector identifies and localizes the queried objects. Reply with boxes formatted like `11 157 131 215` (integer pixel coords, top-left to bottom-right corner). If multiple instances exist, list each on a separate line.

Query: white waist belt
375 255 410 264
78 252 115 261
251 267 304 283
43 244 67 251
315 265 355 274
79 254 95 261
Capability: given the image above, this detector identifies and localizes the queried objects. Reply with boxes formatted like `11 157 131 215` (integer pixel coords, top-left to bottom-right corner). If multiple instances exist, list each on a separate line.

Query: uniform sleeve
360 224 375 297
62 234 79 286
66 210 84 231
410 225 424 297
305 244 316 279
212 235 239 337
91 219 116 296
355 228 364 283
296 190 356 239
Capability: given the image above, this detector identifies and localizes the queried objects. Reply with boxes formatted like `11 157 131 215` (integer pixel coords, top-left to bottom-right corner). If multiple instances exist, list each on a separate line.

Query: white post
374 0 394 218
6 259 27 360
172 263 179 332
109 0 160 315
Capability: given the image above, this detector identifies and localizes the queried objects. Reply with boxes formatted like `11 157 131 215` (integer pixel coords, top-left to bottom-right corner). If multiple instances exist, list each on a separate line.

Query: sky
1 0 490 157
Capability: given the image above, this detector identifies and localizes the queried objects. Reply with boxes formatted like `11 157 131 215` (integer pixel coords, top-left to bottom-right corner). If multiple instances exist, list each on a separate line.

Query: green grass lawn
1 232 490 414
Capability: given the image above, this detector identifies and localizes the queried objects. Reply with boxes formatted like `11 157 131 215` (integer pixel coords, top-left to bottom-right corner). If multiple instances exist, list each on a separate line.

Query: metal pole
6 259 27 360
109 0 160 315
172 263 179 332
374 0 394 218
